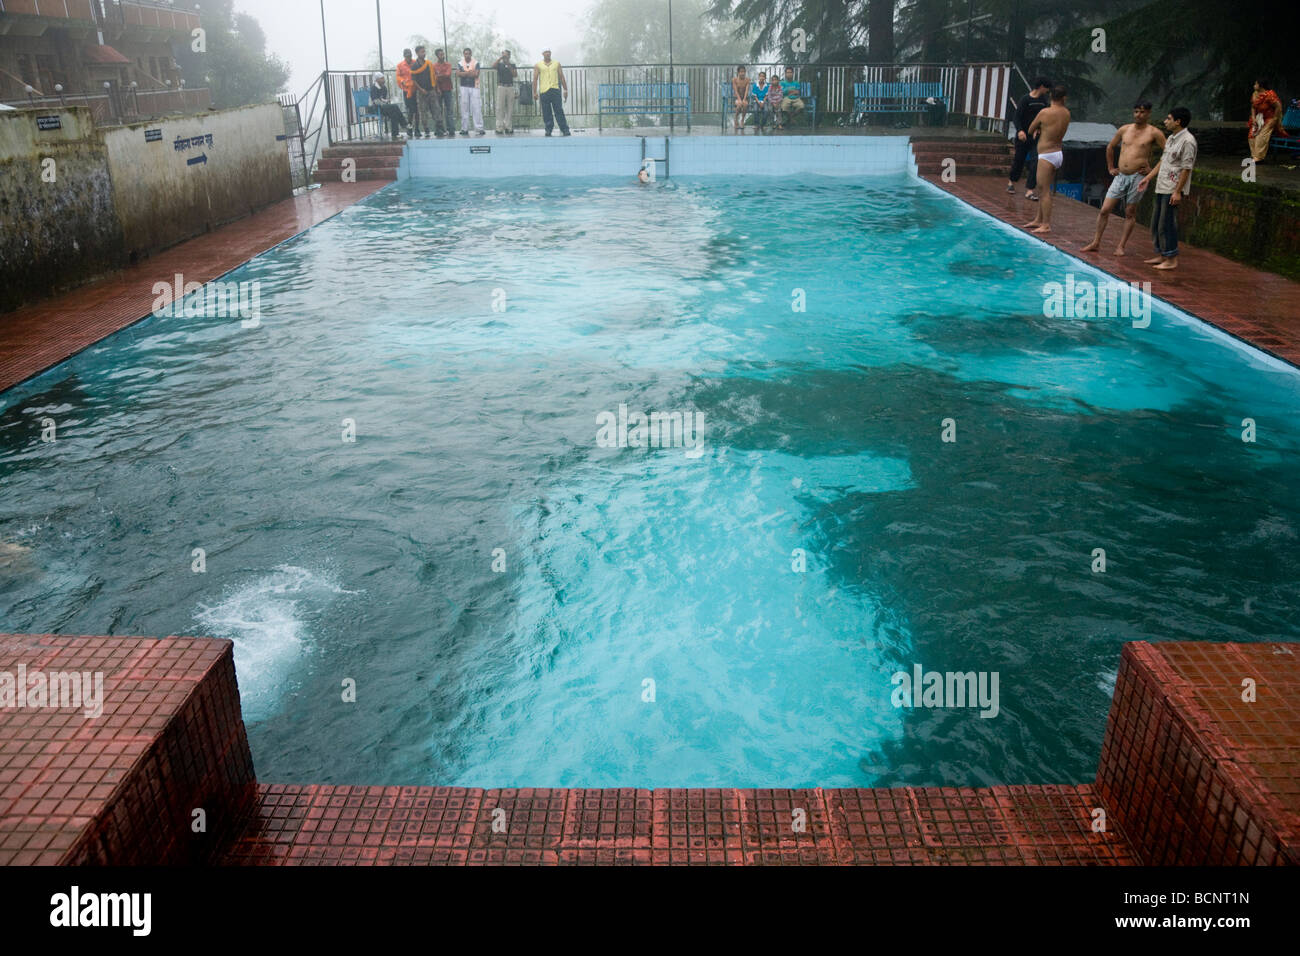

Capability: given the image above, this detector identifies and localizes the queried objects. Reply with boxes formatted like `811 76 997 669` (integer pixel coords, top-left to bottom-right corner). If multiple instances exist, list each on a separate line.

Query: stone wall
0 103 292 313
1135 170 1300 282
0 107 123 313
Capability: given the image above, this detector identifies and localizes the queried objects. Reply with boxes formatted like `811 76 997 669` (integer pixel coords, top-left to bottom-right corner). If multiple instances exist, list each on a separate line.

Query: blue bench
1268 105 1300 156
597 83 691 130
853 82 945 118
351 87 383 138
720 80 816 132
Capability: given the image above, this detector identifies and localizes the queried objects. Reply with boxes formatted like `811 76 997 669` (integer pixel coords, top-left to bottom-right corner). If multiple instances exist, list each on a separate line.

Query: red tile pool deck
2 634 1294 865
920 169 1300 368
0 181 388 393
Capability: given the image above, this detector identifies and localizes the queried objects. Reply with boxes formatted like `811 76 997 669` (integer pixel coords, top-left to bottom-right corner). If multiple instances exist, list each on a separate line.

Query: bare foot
1112 246 1126 256
1022 220 1040 229
1031 225 1052 234
1153 259 1178 270
1080 241 1100 252
1142 256 1163 265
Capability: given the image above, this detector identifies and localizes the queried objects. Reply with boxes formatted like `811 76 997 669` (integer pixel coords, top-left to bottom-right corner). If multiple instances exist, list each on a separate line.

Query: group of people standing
728 66 806 132
367 46 573 139
1008 78 1200 272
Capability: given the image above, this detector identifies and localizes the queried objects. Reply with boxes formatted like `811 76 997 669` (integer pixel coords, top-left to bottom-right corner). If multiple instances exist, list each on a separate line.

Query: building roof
83 44 132 66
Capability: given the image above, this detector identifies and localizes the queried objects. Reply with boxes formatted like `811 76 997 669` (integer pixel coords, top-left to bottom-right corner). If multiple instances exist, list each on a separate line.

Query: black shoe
475 130 486 136
458 130 469 136
561 130 571 136
545 131 552 136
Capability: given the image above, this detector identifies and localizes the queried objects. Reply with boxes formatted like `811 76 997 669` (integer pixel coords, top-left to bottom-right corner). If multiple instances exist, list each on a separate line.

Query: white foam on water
194 565 356 720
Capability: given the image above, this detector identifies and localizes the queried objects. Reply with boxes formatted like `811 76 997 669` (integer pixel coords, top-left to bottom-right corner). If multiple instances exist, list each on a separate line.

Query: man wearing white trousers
455 48 485 136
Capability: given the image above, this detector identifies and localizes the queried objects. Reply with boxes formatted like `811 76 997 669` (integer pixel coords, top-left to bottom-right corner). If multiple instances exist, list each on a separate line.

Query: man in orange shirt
396 48 416 131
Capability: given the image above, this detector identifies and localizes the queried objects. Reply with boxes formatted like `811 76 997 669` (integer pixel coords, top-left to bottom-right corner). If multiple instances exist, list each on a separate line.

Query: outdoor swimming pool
2 172 1297 789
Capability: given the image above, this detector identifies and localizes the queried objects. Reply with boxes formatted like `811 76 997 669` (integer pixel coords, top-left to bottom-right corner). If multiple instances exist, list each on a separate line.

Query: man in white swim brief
1024 86 1071 234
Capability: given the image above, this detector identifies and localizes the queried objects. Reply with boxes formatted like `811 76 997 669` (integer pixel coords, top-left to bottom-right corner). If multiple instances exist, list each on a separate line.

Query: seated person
731 65 750 133
780 67 804 125
369 73 410 140
751 71 772 129
766 78 784 129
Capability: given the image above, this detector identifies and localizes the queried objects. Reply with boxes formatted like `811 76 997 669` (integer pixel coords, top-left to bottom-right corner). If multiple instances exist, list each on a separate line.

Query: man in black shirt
1007 77 1050 199
492 50 519 134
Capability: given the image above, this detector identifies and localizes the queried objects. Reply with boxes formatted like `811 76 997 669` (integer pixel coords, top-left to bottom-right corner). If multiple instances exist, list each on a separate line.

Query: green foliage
176 0 290 108
583 0 756 63
1061 1 1300 121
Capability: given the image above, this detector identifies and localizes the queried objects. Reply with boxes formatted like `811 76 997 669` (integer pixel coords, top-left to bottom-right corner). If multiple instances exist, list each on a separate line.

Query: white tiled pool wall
398 135 918 178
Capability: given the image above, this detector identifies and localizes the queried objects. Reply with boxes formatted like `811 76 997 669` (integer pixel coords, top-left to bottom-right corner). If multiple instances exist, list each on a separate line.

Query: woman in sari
1249 78 1285 162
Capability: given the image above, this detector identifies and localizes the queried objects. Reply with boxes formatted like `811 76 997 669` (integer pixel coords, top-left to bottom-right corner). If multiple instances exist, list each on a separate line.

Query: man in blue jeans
1141 106 1197 271
533 49 570 136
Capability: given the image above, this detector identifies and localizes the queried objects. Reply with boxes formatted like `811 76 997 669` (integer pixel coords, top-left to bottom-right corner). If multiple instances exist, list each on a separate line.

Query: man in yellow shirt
532 49 571 136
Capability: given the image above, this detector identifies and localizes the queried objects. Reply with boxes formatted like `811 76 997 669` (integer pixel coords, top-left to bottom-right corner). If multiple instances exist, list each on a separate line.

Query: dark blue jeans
540 88 569 134
436 89 455 134
1008 136 1038 189
1151 192 1180 258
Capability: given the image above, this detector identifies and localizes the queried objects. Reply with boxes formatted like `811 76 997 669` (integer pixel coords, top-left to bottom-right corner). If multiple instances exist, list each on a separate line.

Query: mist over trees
175 0 290 108
691 0 1297 121
581 0 754 64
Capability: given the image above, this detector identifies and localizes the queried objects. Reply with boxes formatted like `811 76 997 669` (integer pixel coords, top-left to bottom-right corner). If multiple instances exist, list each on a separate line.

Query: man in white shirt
455 47 485 136
1141 106 1197 271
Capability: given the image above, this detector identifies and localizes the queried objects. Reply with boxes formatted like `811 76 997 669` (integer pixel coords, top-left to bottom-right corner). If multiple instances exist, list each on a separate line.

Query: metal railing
1 87 211 126
306 61 1017 144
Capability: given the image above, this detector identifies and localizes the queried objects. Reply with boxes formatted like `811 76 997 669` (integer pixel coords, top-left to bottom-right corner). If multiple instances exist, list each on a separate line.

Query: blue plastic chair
351 87 382 139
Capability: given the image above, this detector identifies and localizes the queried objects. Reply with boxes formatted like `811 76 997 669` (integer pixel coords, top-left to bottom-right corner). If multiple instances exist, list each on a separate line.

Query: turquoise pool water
2 173 1297 788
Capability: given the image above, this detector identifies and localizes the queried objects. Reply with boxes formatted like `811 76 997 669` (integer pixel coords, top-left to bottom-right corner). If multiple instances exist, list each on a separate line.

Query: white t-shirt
1156 129 1197 196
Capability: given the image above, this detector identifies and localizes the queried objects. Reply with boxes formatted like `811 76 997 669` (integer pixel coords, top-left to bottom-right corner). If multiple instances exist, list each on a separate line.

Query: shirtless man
1081 102 1165 256
731 65 750 133
1023 86 1070 234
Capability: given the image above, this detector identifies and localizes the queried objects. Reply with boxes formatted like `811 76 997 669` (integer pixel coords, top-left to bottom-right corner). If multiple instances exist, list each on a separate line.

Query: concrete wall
1 103 293 312
0 107 124 313
399 135 917 179
103 103 292 258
